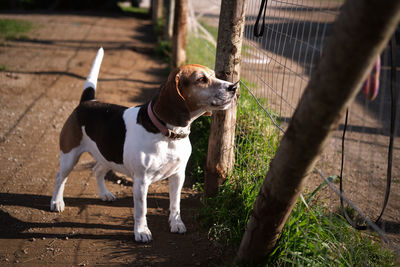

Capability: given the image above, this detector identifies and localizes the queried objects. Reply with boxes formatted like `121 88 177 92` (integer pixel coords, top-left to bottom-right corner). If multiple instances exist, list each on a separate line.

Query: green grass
267 198 396 266
186 21 217 69
152 16 172 65
186 34 216 68
0 19 34 39
186 21 397 266
118 4 149 15
185 20 218 185
197 85 281 246
199 21 218 41
188 116 211 187
154 38 172 64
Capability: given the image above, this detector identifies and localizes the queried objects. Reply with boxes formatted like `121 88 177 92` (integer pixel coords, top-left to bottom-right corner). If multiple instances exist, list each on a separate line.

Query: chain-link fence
188 0 400 261
243 0 400 236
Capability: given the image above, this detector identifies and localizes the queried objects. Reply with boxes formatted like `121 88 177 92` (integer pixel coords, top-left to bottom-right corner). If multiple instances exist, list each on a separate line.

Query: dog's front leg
169 171 186 234
133 177 152 242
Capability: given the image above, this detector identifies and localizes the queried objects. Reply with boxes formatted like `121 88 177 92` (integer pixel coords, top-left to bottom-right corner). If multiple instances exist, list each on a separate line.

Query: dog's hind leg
50 148 82 212
93 162 116 201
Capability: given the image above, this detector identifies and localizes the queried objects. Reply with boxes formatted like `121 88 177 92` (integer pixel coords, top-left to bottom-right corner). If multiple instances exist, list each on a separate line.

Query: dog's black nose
227 82 238 92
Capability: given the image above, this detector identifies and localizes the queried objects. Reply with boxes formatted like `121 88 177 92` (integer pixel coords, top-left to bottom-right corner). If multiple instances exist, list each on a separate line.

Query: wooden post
237 0 400 263
164 0 175 41
204 0 247 197
152 0 163 26
172 0 187 68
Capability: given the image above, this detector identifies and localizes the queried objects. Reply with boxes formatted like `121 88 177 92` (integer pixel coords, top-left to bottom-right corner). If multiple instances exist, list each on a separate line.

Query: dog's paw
99 191 116 202
170 218 187 234
134 227 152 243
50 199 65 212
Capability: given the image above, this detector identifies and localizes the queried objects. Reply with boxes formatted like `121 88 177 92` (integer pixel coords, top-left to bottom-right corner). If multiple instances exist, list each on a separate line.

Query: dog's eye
197 76 208 83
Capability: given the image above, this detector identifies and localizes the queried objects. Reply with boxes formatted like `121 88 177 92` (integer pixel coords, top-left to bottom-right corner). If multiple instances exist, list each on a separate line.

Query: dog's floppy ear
153 68 191 127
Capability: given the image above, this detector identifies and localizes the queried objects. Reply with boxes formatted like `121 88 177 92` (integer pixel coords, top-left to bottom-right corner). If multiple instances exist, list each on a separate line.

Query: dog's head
154 64 238 127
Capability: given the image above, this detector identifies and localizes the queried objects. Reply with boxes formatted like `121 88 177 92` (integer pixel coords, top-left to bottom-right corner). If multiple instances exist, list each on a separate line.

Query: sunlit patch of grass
118 2 149 15
0 19 34 39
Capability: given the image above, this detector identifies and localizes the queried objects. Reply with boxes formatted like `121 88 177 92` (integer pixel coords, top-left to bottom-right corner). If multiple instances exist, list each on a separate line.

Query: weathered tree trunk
204 0 247 197
237 0 400 263
172 0 187 68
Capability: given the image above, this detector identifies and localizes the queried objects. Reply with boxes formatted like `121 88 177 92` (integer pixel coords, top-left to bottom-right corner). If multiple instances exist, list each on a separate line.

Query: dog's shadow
0 190 171 211
105 170 133 187
0 191 173 239
0 189 213 265
74 159 133 187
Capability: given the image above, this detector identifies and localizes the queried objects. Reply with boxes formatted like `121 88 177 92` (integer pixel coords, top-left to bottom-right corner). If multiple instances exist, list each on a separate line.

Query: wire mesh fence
188 0 399 260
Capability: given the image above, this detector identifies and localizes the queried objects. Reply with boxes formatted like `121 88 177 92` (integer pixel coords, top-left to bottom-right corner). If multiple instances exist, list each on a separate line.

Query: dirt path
0 13 223 266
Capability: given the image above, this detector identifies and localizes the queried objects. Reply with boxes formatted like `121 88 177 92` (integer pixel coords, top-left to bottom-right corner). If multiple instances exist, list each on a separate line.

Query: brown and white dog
50 48 237 242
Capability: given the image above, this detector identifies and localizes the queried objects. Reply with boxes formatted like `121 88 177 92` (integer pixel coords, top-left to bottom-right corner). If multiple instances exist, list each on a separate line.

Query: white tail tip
84 47 104 90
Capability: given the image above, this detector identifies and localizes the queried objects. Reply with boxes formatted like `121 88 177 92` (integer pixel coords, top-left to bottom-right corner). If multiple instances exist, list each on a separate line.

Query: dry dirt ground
0 12 225 266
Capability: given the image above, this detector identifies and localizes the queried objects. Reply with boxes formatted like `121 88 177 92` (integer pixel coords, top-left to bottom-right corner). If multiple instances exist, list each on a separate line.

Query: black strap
377 34 398 224
339 34 397 230
254 0 268 37
339 109 367 229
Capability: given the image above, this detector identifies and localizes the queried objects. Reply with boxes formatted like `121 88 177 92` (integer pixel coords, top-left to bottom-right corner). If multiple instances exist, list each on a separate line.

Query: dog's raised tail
80 47 104 103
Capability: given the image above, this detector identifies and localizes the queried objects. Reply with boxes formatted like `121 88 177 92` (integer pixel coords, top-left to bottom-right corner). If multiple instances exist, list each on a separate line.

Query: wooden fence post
172 0 187 68
164 0 175 41
152 0 163 26
204 0 247 197
237 0 400 263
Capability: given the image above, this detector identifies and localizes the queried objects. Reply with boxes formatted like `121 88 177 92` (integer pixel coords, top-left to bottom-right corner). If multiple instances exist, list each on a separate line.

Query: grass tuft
0 19 34 39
